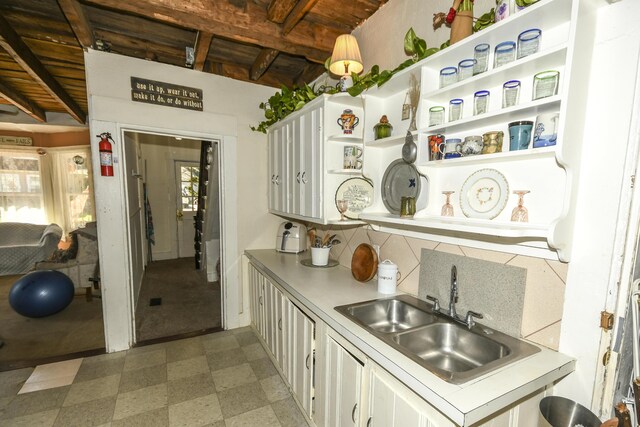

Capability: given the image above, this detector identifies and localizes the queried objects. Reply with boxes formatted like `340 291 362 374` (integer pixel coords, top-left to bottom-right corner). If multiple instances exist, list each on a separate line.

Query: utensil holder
311 247 330 266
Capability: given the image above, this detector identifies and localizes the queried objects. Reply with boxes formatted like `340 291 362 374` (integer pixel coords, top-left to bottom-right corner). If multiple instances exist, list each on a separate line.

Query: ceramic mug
443 138 462 159
533 113 559 148
344 145 363 169
457 135 483 156
508 121 534 151
482 131 504 154
428 134 445 161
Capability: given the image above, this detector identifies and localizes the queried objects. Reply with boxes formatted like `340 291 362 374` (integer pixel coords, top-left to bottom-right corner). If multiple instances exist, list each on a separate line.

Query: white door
175 161 199 258
288 300 315 417
325 336 363 426
301 105 322 219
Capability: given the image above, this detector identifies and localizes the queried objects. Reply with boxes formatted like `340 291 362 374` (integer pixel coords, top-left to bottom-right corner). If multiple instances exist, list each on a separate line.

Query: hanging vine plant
252 20 493 133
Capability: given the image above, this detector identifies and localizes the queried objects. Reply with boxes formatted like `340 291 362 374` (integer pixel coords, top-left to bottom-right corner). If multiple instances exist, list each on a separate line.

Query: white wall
347 0 637 412
85 50 282 351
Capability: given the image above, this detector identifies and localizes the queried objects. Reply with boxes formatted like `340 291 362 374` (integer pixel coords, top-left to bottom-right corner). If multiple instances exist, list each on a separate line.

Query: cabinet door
288 300 315 417
249 265 266 337
275 287 287 378
263 279 276 353
300 105 323 219
324 336 363 426
365 365 453 427
291 116 303 215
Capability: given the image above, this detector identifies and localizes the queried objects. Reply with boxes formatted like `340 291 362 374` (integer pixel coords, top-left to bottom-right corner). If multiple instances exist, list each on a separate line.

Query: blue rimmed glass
494 41 516 68
439 67 458 88
473 43 490 75
502 80 521 108
458 59 476 81
517 29 542 59
449 99 464 122
474 90 490 115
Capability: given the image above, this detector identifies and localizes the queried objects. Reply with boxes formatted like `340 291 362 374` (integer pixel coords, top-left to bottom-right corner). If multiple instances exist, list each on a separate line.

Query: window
180 165 199 212
0 151 46 223
62 152 94 230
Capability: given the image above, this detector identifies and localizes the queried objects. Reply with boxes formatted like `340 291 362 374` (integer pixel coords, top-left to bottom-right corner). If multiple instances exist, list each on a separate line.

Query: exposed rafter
0 14 86 123
267 0 297 23
193 31 213 72
295 63 325 87
81 0 333 63
0 78 46 122
57 0 95 48
283 0 320 36
250 48 279 81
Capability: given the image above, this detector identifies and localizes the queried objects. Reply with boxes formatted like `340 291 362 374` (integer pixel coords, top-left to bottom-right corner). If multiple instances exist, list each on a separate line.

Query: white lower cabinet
288 298 315 417
324 336 364 426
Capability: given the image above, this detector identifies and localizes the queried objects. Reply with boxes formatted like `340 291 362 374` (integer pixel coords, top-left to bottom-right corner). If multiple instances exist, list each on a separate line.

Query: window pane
0 152 45 223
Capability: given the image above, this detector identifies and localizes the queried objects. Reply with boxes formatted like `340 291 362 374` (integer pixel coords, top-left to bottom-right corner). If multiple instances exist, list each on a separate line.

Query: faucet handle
426 295 440 312
465 310 483 329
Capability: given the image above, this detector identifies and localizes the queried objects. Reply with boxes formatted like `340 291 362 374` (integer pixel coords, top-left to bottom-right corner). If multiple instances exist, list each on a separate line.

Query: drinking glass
511 190 530 222
336 199 349 221
473 43 490 75
441 191 455 216
439 67 458 88
473 90 490 115
517 29 542 59
429 106 445 126
458 59 476 81
449 98 463 122
533 70 560 100
494 41 516 68
502 80 521 108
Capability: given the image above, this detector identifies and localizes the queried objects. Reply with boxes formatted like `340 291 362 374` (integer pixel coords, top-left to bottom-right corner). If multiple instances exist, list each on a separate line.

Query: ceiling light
329 35 363 92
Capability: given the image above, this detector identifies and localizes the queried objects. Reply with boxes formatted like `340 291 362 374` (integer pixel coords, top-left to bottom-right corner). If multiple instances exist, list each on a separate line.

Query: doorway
122 131 222 343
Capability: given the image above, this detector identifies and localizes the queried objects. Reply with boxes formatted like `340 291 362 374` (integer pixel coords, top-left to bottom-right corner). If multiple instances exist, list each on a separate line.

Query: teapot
337 109 359 134
457 135 483 156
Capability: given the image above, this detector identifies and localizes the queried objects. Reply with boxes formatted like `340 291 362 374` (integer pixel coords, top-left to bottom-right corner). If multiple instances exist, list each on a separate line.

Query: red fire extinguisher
97 132 114 177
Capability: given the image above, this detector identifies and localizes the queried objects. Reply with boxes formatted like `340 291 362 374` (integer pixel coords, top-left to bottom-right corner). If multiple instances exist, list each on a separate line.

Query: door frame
92 120 232 352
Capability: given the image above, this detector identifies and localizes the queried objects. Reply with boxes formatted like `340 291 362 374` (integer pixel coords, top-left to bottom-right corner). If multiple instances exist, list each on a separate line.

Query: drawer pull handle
278 318 282 330
351 403 358 423
296 172 301 183
259 296 263 306
367 417 372 427
301 172 308 184
305 354 310 369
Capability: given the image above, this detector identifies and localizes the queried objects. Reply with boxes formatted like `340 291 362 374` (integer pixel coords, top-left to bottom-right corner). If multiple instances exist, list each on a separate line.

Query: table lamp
329 34 363 91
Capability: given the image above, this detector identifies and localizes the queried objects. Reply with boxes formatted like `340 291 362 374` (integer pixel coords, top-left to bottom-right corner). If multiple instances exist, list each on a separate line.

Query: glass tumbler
502 80 521 108
517 29 542 59
473 90 490 115
494 41 516 68
533 70 560 100
449 99 464 122
439 67 458 88
458 59 476 81
473 43 490 75
429 106 445 127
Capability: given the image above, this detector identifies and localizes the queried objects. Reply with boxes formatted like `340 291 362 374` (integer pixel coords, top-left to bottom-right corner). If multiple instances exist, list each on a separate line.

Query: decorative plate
381 159 422 215
460 168 509 219
335 177 374 220
301 258 339 268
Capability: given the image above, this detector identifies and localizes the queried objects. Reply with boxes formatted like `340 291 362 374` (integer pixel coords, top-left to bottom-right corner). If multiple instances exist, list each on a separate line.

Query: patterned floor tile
211 364 257 392
216 382 270 419
112 383 167 421
205 348 248 372
167 373 215 405
234 331 258 347
54 396 116 427
165 338 205 363
0 368 34 398
224 405 281 427
74 357 125 383
167 356 209 382
63 374 120 407
168 394 222 427
272 397 309 427
2 408 59 427
111 407 168 427
0 386 69 420
123 349 166 372
249 358 278 380
260 375 289 403
201 336 239 354
118 364 167 394
240 343 267 361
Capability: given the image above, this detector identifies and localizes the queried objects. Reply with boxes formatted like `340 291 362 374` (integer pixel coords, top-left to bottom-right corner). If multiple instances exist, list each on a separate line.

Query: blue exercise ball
9 270 74 318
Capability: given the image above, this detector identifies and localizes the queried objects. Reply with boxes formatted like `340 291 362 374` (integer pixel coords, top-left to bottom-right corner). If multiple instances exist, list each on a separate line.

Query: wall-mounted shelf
417 146 556 168
328 134 364 144
365 131 416 148
327 169 364 175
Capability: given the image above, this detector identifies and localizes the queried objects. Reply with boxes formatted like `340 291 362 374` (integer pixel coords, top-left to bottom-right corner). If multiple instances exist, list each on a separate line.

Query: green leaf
404 28 417 55
424 47 439 58
295 101 306 110
324 56 332 72
414 38 427 58
347 85 365 96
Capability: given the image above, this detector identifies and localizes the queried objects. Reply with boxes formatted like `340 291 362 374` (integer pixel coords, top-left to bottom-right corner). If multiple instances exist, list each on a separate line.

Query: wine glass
336 199 349 221
511 190 530 222
441 191 455 216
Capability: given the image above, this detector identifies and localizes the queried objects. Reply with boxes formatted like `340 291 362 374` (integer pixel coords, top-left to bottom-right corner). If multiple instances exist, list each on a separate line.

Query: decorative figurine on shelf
433 0 494 46
337 109 359 135
374 115 393 140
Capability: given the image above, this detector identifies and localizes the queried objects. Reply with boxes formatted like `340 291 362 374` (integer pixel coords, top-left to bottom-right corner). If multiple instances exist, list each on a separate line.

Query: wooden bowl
351 243 378 282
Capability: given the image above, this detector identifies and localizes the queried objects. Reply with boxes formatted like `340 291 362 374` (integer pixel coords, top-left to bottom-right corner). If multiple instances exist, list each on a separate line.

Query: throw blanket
0 223 62 275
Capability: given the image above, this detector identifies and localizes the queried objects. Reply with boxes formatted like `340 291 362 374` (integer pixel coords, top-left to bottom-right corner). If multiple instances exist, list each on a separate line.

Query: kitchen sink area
335 294 540 384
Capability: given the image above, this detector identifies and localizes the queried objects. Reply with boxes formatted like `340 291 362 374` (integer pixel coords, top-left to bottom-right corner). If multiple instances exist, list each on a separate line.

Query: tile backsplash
311 223 567 350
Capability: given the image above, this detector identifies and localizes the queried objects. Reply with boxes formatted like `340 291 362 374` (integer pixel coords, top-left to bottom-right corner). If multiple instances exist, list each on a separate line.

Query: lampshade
329 34 363 77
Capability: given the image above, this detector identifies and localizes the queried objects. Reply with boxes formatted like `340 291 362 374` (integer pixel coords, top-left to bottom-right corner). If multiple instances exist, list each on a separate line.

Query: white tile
458 246 516 264
366 228 391 249
404 236 438 260
347 227 369 253
338 245 354 269
546 259 569 283
434 243 465 256
19 358 83 394
525 322 562 351
327 228 347 261
379 235 419 281
339 224 360 243
397 266 420 297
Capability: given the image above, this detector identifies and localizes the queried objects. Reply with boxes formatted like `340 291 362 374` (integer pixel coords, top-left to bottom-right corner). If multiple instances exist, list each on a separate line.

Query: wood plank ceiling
0 0 387 125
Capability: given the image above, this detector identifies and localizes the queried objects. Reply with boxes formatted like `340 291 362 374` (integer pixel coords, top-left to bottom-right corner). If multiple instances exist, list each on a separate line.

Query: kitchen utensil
401 131 417 163
301 258 339 268
351 243 378 282
381 159 422 215
335 178 374 219
460 168 509 219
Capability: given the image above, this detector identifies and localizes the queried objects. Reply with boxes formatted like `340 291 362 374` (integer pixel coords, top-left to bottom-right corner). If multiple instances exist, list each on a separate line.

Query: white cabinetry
323 336 364 426
357 0 595 262
288 299 315 416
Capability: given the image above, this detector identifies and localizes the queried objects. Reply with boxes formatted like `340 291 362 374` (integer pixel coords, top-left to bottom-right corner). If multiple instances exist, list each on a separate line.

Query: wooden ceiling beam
0 78 46 122
267 0 297 23
82 0 333 63
56 0 95 48
193 31 213 71
0 15 86 123
250 48 279 81
283 0 320 36
294 62 325 87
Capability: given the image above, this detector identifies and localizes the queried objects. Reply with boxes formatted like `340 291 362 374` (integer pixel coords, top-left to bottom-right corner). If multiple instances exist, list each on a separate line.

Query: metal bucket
539 396 602 427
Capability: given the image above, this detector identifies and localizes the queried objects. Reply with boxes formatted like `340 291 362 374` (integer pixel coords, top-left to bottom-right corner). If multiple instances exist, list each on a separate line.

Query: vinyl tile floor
0 327 310 427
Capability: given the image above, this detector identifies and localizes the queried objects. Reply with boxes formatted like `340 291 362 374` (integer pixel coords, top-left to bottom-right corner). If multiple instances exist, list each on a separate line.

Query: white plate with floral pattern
460 168 509 219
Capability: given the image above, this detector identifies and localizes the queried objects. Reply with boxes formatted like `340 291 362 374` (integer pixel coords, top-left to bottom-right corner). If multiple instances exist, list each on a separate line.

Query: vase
450 9 473 45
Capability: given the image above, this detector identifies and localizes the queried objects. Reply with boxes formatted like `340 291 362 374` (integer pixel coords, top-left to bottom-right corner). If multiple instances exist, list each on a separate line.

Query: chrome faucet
449 265 458 319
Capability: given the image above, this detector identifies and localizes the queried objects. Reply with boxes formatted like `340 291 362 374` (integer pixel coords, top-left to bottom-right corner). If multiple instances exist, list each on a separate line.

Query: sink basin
335 295 540 384
337 296 438 333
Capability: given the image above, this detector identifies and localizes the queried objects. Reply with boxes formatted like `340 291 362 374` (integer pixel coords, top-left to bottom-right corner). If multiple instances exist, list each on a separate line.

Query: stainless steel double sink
335 295 540 384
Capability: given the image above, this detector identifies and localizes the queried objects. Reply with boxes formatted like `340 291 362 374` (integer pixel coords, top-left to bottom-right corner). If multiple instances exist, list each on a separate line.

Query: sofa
34 222 99 292
0 222 62 276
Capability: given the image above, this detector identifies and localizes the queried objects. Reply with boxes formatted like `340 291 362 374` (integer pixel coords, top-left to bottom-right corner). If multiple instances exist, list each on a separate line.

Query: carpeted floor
0 274 105 370
135 257 221 342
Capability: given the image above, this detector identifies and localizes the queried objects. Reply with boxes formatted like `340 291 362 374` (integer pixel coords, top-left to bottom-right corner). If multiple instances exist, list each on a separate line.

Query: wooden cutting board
351 243 378 282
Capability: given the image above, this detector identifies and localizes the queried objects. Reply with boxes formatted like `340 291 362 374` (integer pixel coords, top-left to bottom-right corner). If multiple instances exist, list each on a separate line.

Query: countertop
245 249 575 426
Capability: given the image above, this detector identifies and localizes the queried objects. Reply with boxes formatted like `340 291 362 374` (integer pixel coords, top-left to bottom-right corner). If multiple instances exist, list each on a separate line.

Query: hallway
135 258 221 342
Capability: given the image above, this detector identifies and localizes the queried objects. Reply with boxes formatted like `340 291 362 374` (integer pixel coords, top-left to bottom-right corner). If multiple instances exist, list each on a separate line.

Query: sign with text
130 77 203 111
0 136 32 146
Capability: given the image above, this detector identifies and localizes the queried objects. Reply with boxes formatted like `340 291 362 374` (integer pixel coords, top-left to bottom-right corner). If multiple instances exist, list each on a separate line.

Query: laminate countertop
245 249 575 426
